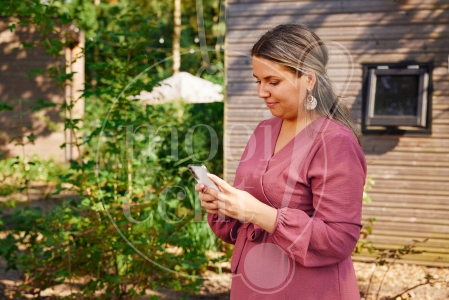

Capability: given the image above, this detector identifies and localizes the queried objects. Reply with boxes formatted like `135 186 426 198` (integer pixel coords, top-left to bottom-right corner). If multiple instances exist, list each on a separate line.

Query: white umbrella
130 72 223 104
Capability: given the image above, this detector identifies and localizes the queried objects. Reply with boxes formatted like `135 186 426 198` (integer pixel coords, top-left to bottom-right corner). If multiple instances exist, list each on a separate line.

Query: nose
258 83 270 99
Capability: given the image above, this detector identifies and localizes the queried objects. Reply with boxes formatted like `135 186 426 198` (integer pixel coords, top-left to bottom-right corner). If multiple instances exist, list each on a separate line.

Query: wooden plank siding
225 0 449 266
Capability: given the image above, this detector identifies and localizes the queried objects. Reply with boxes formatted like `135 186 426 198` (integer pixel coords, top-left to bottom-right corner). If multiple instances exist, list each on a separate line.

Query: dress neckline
271 116 325 159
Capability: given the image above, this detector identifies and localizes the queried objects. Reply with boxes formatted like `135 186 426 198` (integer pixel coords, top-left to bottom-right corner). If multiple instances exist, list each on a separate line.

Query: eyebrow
252 74 280 80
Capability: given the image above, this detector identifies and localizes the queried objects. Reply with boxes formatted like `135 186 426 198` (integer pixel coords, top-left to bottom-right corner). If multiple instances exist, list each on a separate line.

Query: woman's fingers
199 192 216 202
207 174 232 193
202 185 220 199
215 199 228 210
194 183 204 192
196 182 220 201
201 199 218 209
204 206 219 214
195 175 229 216
201 199 219 214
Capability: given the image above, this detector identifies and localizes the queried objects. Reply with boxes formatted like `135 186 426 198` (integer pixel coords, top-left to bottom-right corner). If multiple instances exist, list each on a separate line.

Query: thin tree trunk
172 0 181 74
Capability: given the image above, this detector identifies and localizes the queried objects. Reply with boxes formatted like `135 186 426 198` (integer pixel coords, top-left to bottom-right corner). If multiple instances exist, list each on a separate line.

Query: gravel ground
355 262 449 300
1 259 448 299
151 261 449 300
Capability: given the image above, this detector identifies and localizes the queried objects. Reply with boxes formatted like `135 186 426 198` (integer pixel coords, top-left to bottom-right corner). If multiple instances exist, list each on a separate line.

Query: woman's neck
282 112 322 135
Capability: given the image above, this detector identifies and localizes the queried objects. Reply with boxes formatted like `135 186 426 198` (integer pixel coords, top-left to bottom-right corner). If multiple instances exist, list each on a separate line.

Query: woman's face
252 56 309 122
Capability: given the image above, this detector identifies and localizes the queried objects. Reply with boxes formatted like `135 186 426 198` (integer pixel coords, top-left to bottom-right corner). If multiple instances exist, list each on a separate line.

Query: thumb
207 173 232 193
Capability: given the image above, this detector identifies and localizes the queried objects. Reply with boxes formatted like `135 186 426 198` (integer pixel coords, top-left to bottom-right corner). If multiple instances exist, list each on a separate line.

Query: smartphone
188 164 219 191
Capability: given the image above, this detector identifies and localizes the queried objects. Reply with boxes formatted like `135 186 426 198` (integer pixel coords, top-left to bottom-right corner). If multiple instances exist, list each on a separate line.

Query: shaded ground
0 257 231 299
1 190 448 299
1 258 448 299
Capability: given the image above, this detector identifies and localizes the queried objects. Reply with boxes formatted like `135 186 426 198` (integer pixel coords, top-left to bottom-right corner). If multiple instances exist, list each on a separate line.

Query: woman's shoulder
310 117 366 171
319 117 359 144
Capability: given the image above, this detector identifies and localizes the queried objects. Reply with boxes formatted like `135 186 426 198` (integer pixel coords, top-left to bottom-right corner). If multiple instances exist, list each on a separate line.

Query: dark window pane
374 75 419 116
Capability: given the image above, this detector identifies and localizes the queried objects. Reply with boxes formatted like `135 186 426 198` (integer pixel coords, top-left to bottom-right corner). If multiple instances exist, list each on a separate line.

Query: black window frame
361 61 433 135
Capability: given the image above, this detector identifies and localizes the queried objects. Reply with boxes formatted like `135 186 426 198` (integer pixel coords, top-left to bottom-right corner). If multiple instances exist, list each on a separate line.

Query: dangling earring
304 88 317 110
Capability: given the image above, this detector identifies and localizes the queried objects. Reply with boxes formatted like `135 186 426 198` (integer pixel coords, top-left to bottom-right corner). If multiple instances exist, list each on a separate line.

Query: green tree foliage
0 0 226 298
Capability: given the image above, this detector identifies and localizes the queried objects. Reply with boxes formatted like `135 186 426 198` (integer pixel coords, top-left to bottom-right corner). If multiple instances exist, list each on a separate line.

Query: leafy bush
353 176 376 255
0 156 69 199
0 100 225 298
0 0 226 298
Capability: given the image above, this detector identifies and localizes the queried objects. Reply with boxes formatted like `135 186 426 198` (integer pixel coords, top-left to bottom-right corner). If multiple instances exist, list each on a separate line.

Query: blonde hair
251 23 362 145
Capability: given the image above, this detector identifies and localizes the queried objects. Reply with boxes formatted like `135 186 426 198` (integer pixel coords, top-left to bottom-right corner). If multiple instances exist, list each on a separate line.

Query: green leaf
30 99 57 111
0 102 13 112
26 69 46 78
81 198 91 206
8 23 16 32
27 133 36 144
21 42 34 49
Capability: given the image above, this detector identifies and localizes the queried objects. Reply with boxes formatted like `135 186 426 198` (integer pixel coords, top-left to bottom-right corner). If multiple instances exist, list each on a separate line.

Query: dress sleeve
207 213 243 245
269 132 367 267
206 121 266 245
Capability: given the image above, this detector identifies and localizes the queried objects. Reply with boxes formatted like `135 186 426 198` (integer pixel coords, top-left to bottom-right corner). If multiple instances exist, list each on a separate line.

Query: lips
265 102 277 108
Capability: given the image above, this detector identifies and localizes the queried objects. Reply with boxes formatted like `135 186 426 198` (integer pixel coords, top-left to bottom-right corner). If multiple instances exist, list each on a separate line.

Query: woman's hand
195 174 278 233
194 175 255 221
203 174 260 223
194 183 222 216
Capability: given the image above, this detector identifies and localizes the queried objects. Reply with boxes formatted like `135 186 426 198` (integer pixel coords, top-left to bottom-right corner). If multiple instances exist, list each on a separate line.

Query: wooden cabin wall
224 0 449 266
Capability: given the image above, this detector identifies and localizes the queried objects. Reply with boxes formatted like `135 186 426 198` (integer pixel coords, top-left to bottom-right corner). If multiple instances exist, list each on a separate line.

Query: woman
196 23 366 299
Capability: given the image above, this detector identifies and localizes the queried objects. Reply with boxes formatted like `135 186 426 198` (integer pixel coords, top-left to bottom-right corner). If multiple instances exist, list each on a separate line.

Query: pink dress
208 116 366 300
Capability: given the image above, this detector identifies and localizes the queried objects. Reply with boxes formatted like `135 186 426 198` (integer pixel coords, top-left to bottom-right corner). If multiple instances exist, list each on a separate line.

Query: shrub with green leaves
1 0 226 298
